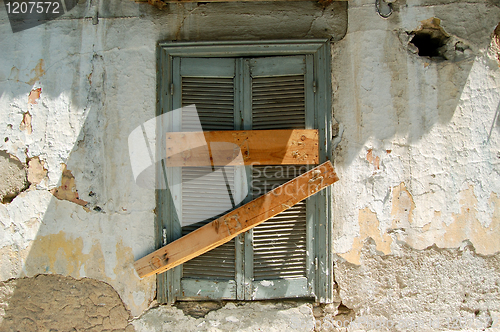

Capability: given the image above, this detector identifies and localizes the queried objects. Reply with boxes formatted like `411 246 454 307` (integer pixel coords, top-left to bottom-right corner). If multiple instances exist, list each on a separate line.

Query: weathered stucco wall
332 0 500 262
330 0 500 329
0 0 348 328
1 0 500 330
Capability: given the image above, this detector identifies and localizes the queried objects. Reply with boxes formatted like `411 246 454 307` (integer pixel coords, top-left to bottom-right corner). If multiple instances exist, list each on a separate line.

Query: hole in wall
409 18 450 59
410 29 449 58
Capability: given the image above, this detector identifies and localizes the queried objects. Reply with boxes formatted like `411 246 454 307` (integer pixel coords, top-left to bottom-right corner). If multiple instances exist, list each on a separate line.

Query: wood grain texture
165 129 318 167
134 160 338 278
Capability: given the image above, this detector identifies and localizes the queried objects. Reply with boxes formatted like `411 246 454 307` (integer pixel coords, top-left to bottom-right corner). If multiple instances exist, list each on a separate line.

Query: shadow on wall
333 13 500 167
0 3 160 320
0 45 158 320
0 0 498 327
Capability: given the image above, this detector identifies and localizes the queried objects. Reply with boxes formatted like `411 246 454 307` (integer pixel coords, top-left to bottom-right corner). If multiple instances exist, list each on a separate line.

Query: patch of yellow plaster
391 182 415 227
112 240 155 316
440 186 500 254
18 232 154 317
339 208 392 265
23 231 85 276
398 186 500 255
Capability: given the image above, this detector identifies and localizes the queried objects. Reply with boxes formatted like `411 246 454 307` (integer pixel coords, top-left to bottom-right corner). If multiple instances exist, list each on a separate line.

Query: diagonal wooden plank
165 129 319 166
134 160 338 278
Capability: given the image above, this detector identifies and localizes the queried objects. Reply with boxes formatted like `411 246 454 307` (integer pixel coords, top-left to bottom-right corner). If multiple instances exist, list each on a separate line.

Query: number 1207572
5 1 60 14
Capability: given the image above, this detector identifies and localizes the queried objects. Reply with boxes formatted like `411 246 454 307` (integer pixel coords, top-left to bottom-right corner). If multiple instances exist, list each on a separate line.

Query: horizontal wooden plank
134 160 338 278
166 129 318 166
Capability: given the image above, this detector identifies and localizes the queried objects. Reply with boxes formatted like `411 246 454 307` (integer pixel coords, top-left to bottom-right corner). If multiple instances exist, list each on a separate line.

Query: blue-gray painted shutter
177 58 238 299
246 56 315 299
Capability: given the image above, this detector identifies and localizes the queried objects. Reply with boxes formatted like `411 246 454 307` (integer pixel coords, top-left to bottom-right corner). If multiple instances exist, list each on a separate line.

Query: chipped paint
49 164 88 207
333 3 500 268
19 112 32 134
12 231 154 317
365 149 380 171
339 208 392 265
492 22 500 66
27 157 47 189
399 185 500 255
27 88 41 105
0 0 499 326
391 182 415 226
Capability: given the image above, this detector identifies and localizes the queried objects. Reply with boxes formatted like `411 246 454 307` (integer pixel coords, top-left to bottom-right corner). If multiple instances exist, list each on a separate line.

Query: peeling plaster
18 111 32 134
26 156 47 189
333 2 500 265
339 208 392 265
492 22 500 67
1 0 500 326
2 228 154 317
335 240 500 331
0 151 28 204
0 274 134 331
27 87 41 105
49 164 88 207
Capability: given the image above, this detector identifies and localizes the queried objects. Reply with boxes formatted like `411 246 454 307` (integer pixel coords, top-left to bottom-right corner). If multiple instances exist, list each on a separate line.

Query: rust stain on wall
28 59 45 85
147 0 166 9
50 164 88 207
9 67 19 82
27 59 45 85
366 149 380 171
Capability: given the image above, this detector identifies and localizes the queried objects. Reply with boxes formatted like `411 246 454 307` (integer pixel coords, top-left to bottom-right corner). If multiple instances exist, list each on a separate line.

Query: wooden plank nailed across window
134 160 338 278
165 129 319 166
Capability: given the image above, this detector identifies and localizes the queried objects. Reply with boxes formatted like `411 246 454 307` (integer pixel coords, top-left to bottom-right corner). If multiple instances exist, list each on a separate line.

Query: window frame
156 40 333 304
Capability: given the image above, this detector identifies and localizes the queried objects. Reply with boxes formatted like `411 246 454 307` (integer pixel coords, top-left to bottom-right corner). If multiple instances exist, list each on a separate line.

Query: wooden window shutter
244 55 316 299
158 41 333 304
172 57 239 299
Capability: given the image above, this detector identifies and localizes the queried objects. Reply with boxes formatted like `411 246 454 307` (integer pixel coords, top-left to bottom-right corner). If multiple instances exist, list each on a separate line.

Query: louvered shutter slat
250 65 309 282
180 76 236 281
